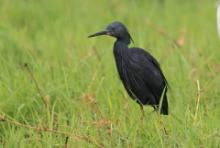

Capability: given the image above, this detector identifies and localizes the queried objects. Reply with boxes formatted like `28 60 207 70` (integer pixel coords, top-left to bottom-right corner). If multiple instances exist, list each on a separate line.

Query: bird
88 21 169 116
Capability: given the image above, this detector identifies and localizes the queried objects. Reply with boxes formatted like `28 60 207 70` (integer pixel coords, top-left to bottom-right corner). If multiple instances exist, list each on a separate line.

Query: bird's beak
88 30 109 38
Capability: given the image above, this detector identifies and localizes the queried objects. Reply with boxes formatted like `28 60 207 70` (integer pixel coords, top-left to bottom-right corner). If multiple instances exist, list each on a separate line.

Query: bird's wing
130 47 167 85
128 47 167 100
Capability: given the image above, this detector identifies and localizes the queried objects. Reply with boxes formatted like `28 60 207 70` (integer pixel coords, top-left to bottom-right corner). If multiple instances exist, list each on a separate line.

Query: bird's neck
114 40 128 49
113 40 129 59
117 36 131 45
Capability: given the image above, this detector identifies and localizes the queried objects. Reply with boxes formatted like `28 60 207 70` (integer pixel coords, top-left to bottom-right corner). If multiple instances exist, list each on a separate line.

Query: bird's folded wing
128 48 167 97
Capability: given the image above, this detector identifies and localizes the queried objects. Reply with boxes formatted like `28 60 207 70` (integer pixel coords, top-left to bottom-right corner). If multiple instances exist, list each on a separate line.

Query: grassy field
0 0 220 147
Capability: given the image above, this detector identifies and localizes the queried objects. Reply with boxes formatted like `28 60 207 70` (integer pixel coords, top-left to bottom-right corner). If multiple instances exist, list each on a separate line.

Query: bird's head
88 21 133 45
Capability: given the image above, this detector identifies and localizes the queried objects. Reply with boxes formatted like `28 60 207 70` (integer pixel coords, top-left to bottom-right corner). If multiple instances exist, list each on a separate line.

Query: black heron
88 21 168 116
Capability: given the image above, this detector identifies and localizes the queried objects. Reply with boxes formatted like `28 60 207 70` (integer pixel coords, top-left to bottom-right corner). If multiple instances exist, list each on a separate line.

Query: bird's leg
159 117 168 135
155 109 168 135
139 104 144 121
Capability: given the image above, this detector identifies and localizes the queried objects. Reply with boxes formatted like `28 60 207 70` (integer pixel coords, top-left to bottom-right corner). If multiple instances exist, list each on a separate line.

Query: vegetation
0 0 219 147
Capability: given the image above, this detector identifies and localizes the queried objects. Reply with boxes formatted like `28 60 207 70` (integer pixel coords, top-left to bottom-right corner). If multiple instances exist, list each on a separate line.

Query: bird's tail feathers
159 94 168 115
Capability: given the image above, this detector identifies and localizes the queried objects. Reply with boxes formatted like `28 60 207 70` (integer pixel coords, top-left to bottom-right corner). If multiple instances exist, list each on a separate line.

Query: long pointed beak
88 30 108 38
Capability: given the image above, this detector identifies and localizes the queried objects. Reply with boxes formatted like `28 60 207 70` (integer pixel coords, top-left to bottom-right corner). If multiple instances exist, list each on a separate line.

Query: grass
0 0 220 147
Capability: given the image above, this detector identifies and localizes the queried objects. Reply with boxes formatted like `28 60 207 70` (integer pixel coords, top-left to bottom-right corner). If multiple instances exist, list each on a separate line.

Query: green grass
0 0 220 147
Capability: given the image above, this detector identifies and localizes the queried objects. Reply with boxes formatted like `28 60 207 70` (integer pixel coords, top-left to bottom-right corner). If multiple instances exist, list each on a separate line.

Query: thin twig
64 136 69 148
204 130 220 139
145 19 180 48
64 119 70 148
0 113 103 148
194 80 201 123
92 46 102 62
23 63 46 106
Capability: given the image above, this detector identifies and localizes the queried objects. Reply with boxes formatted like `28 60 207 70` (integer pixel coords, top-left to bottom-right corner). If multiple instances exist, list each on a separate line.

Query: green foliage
0 0 219 147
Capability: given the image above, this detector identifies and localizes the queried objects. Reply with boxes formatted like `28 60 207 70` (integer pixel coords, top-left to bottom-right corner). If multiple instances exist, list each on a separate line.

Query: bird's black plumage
89 21 168 115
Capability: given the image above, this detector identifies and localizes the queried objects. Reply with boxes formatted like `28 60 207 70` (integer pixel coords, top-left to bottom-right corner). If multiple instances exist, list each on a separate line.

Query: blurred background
0 0 219 147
